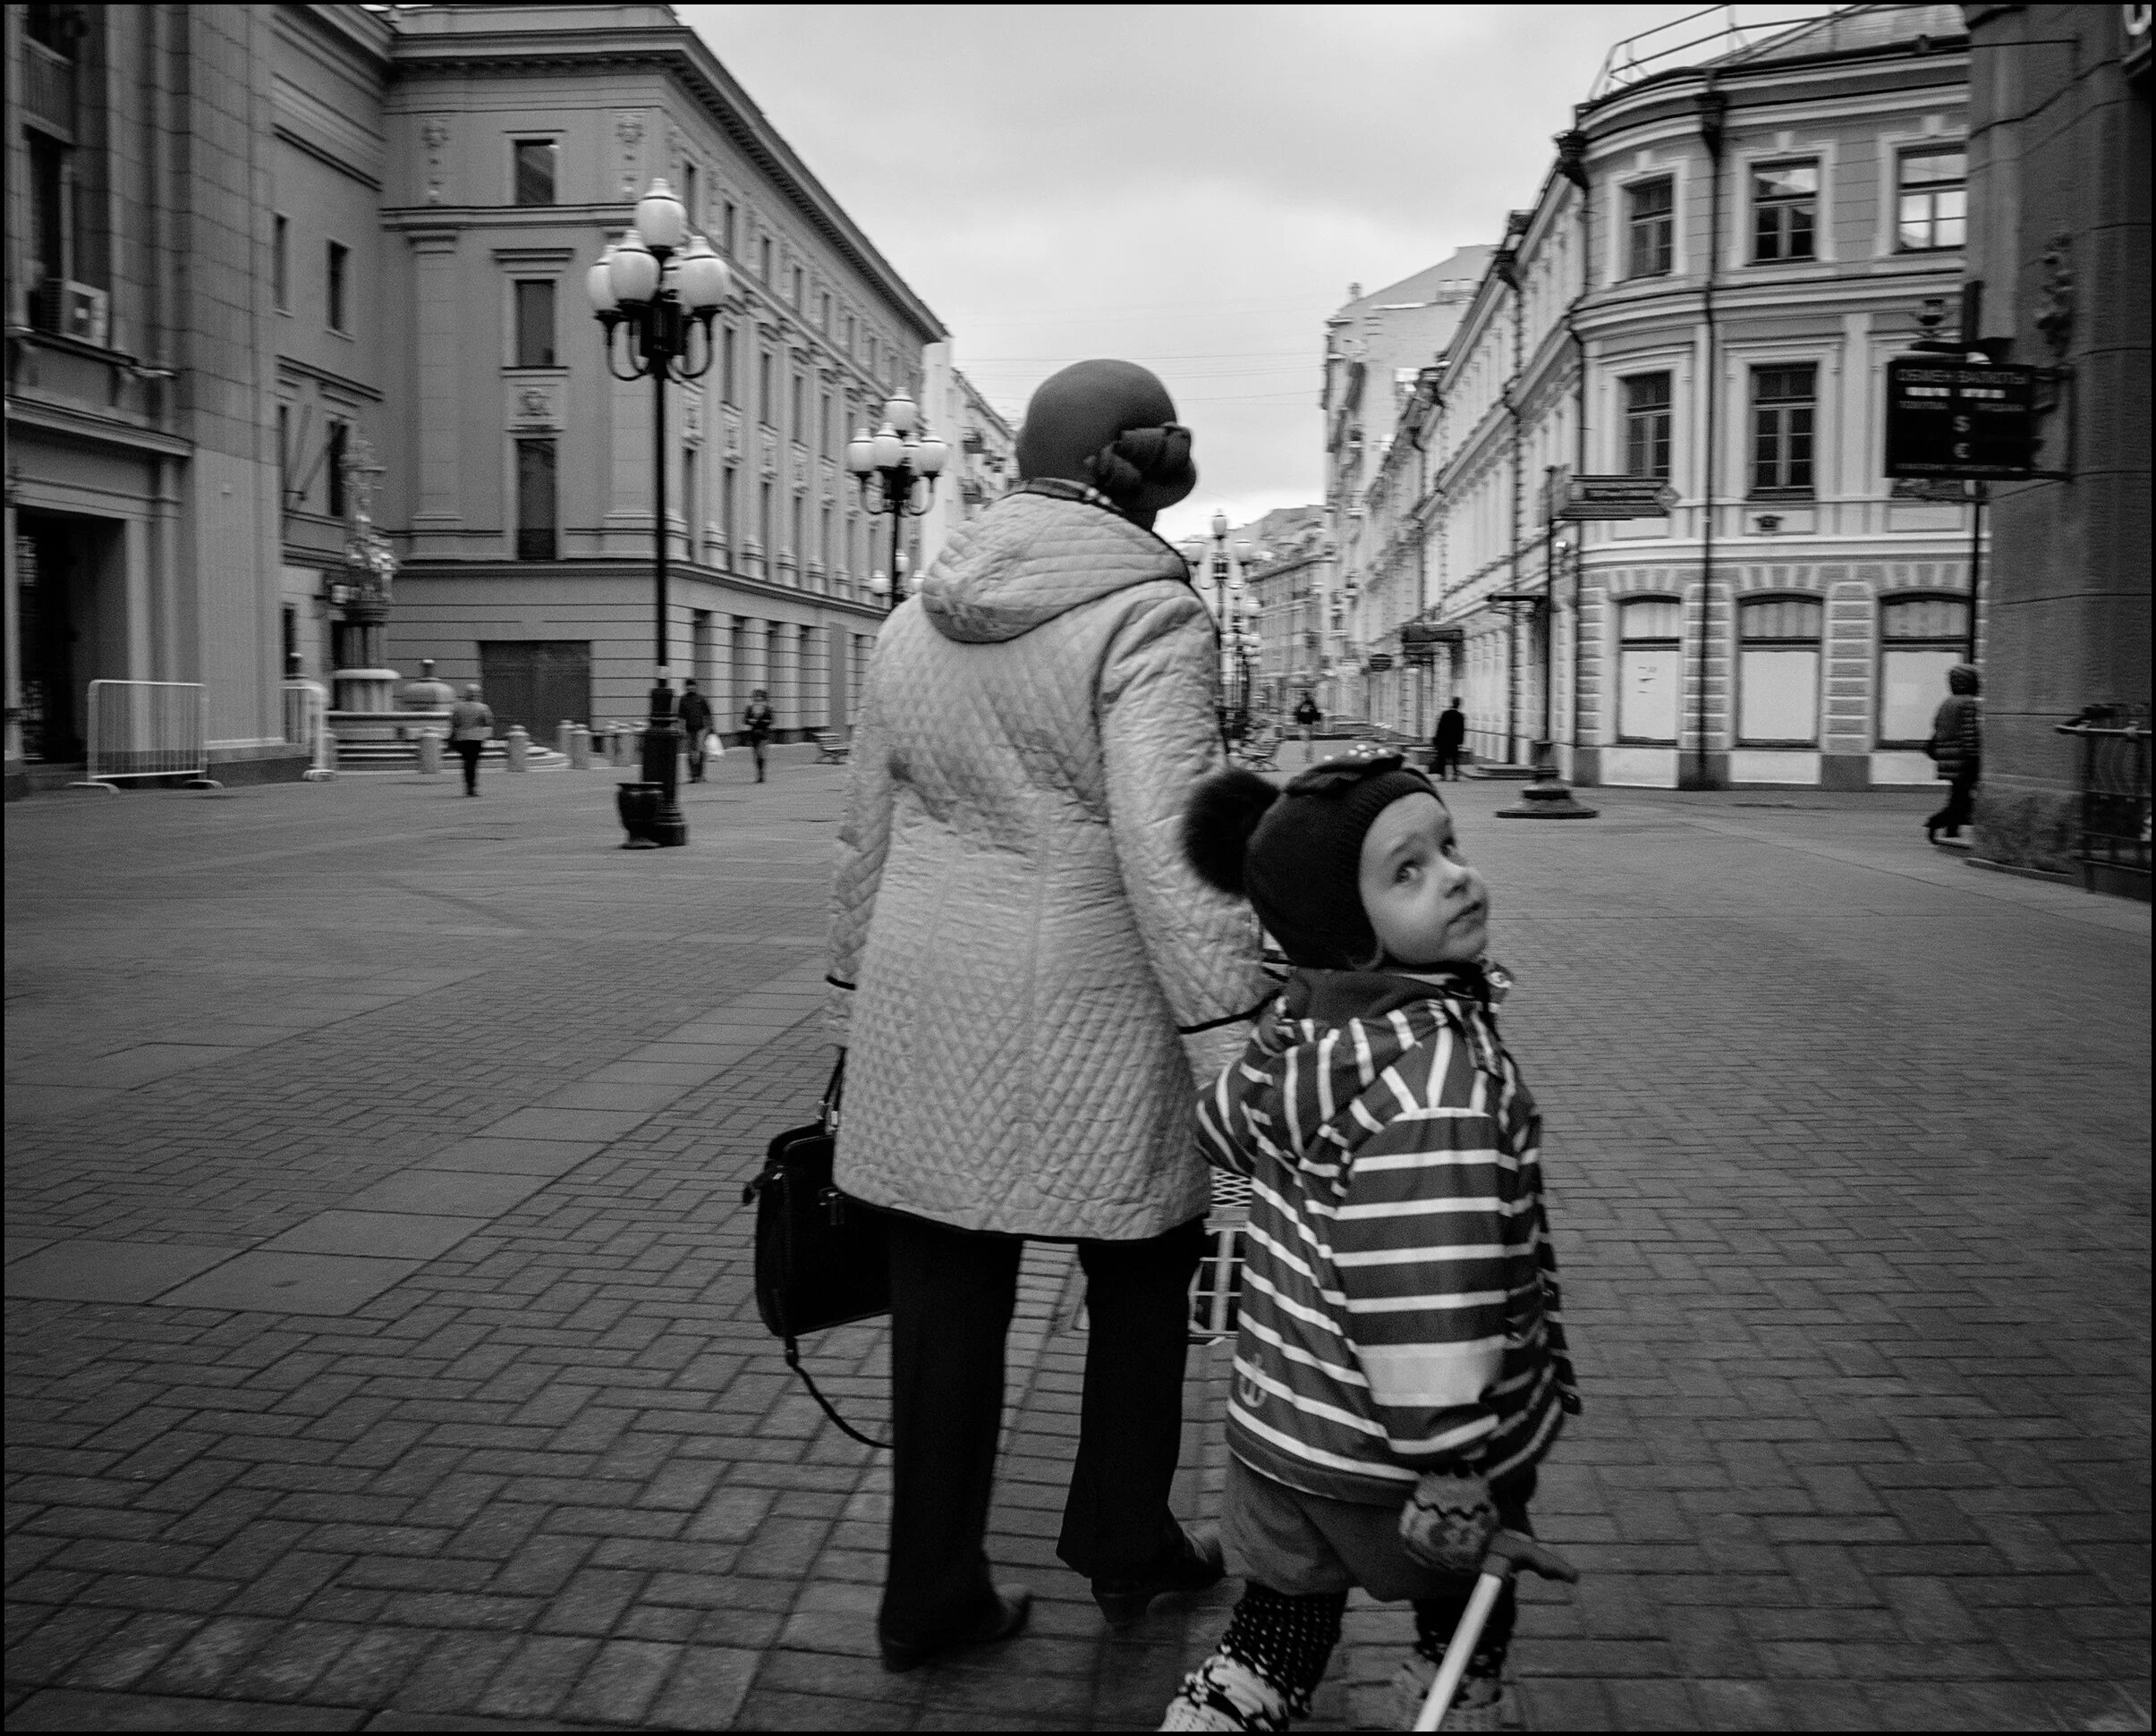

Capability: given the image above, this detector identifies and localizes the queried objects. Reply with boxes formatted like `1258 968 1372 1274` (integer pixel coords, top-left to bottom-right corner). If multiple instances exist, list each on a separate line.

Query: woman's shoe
878 1585 1030 1673
1094 1521 1226 1630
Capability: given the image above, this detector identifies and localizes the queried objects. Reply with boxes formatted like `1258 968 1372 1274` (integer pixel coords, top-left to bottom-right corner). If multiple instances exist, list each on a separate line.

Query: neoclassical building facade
4 4 942 797
1347 5 1980 789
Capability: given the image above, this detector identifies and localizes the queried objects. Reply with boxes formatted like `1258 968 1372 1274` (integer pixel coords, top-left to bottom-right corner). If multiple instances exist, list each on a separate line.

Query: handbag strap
784 1334 889 1450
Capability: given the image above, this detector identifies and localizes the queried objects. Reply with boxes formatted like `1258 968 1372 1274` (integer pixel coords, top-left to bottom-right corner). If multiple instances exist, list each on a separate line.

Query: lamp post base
636 691 688 848
1496 741 1600 819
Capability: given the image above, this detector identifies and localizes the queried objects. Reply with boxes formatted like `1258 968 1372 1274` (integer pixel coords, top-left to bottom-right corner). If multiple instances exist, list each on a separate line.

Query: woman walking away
1924 664 1982 845
448 684 492 796
743 688 775 783
827 359 1275 1673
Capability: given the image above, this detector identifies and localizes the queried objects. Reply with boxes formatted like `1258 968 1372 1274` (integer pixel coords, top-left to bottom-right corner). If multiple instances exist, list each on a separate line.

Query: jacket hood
1223 967 1508 1170
918 488 1193 645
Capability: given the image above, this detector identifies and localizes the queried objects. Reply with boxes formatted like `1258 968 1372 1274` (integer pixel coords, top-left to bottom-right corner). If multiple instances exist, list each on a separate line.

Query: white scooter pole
1412 1531 1579 1732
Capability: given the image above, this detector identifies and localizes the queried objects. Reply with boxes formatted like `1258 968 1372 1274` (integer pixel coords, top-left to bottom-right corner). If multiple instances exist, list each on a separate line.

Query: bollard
556 720 575 758
570 724 591 770
417 730 442 776
505 724 530 772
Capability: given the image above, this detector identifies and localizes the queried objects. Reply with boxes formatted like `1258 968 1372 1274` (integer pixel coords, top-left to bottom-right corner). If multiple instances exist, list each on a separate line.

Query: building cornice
384 28 947 345
5 395 195 461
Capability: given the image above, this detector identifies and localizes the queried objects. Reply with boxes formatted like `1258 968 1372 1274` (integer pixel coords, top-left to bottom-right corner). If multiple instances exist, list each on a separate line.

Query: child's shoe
1385 1651 1520 1732
1160 1653 1292 1732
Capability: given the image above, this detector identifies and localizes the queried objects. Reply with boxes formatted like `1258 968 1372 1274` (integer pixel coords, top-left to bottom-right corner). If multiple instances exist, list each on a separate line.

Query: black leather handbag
742 1056 890 1448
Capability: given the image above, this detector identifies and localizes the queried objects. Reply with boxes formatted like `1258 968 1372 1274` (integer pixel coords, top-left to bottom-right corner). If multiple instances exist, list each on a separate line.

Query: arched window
1737 595 1822 744
1617 597 1682 743
1878 595 1971 746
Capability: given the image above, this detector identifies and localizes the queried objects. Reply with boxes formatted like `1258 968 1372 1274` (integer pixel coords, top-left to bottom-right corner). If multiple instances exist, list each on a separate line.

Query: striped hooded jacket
1198 966 1580 1507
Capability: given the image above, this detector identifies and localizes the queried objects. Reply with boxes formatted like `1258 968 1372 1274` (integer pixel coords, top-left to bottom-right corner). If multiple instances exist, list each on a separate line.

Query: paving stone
4 1241 245 1304
341 1172 553 1219
417 1139 605 1178
0 1687 364 1729
151 1252 426 1317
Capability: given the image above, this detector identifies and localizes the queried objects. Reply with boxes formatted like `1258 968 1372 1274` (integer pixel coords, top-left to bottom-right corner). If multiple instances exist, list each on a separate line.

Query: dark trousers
1432 743 1462 781
454 740 482 794
1926 770 1978 836
881 1211 1208 1645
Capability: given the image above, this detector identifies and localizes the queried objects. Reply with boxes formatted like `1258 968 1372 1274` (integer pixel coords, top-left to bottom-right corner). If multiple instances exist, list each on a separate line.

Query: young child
1164 750 1580 1732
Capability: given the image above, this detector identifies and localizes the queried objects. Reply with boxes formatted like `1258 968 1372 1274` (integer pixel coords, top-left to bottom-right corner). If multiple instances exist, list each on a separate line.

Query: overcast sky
680 4 1822 546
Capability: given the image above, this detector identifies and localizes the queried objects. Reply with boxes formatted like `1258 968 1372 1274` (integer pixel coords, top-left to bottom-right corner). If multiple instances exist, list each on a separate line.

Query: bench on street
813 727 853 765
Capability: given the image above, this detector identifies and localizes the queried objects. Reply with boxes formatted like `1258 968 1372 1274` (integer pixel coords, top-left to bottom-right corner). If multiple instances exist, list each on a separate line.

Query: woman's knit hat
1184 749 1439 970
1015 360 1197 524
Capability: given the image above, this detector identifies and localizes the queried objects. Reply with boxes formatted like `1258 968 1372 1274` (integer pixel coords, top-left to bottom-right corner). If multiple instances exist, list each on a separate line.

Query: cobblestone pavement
4 753 2149 1732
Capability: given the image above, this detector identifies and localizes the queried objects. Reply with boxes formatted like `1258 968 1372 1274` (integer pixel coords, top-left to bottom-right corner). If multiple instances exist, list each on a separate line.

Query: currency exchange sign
1884 359 2038 478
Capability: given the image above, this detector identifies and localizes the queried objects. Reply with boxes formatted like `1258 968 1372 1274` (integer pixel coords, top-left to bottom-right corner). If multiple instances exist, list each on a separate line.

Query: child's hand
1398 1469 1498 1574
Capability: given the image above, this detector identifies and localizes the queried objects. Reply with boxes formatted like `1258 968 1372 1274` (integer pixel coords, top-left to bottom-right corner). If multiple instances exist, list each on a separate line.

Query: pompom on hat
1183 748 1440 970
1015 360 1197 525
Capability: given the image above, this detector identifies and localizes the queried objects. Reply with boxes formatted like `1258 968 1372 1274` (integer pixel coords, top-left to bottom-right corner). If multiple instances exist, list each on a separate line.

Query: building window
682 162 699 224
1623 373 1672 478
327 420 350 519
760 480 774 570
789 372 803 441
682 443 700 561
1625 177 1674 278
327 242 350 333
759 351 774 427
1617 598 1683 743
820 505 832 578
793 494 806 579
819 291 830 331
515 436 557 561
819 391 833 457
1736 595 1822 744
721 200 737 256
1897 147 1965 251
277 405 293 505
721 463 737 559
24 131 67 331
844 312 855 354
513 139 556 207
720 324 737 407
1750 364 1816 496
514 279 556 368
759 234 773 281
273 216 290 311
792 265 804 308
1751 160 1817 263
1878 595 1971 745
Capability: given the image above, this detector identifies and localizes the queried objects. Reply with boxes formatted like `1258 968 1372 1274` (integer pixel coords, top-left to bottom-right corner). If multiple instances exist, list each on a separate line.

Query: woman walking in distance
1923 664 1982 845
742 688 775 783
447 684 492 796
825 360 1274 1672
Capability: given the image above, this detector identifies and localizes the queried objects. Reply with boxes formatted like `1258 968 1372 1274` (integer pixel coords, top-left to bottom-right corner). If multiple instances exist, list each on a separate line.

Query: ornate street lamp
587 180 732 848
845 394 946 609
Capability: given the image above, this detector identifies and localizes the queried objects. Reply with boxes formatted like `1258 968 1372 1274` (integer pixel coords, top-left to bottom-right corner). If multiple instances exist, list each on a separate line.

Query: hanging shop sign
1365 654 1395 673
1550 473 1679 519
1884 359 2039 478
1400 622 1464 665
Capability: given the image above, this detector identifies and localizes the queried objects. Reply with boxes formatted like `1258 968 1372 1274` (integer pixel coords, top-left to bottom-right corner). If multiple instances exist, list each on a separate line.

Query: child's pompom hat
1183 750 1439 970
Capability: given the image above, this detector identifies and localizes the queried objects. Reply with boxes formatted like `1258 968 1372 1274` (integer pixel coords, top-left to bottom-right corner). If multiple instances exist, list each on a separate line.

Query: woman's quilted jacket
824 487 1273 1241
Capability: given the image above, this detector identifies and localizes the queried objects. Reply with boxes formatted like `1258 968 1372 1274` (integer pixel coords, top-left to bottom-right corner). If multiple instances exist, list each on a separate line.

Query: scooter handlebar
1482 1530 1580 1584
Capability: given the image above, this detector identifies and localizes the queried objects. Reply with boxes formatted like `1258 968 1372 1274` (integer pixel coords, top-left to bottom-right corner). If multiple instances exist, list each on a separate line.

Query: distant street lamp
845 394 946 609
586 178 733 848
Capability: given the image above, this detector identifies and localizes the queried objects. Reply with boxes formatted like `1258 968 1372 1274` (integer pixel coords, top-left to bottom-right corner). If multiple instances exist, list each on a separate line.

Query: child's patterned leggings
1219 1580 1518 1713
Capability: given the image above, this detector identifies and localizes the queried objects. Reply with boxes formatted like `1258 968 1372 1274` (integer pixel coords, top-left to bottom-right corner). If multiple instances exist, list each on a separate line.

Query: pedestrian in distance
678 680 715 783
743 688 775 783
447 683 492 796
1165 750 1581 1732
1923 664 1982 847
826 358 1274 1674
1431 695 1467 783
1294 692 1322 765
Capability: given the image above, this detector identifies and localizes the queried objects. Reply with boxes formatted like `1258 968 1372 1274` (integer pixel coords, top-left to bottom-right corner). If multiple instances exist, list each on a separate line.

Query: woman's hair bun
1085 424 1193 508
1183 768 1280 895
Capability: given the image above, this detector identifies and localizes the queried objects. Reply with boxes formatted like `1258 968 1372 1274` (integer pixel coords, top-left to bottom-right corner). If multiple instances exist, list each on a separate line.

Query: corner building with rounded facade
1409 6 1979 790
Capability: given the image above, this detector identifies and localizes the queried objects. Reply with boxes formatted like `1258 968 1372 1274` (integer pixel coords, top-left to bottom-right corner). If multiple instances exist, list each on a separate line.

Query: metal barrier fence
72 681 220 792
2057 705 2152 894
281 680 338 781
